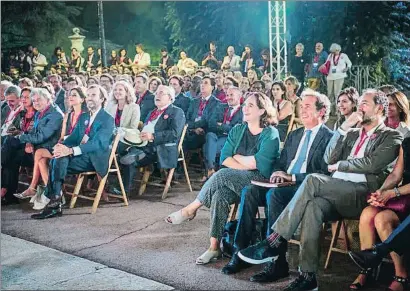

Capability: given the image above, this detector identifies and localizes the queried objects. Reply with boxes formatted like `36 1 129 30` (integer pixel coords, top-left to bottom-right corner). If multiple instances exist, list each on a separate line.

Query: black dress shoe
221 252 251 275
349 248 383 270
238 239 286 265
1 197 20 206
284 273 318 291
31 205 62 219
250 257 289 282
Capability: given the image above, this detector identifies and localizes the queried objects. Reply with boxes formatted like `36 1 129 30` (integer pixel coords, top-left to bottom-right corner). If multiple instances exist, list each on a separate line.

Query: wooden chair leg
341 220 351 251
228 203 239 222
69 174 85 209
181 152 192 192
162 168 175 200
91 175 108 214
325 220 342 269
113 156 128 206
138 168 151 196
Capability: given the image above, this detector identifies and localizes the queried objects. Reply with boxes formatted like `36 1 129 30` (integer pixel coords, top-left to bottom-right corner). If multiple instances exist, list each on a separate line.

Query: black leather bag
220 218 267 258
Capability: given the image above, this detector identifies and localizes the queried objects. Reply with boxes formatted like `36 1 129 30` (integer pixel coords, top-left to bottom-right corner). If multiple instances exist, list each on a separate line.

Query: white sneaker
33 194 50 210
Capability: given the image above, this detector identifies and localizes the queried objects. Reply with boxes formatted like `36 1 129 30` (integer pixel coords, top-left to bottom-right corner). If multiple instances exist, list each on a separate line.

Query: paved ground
1 234 173 290
1 176 395 290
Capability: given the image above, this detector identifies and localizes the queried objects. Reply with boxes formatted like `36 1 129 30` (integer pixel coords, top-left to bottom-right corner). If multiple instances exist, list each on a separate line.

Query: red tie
146 108 166 124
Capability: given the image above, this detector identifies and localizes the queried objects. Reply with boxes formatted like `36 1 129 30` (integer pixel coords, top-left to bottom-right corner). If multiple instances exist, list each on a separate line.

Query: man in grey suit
238 89 403 291
222 90 334 280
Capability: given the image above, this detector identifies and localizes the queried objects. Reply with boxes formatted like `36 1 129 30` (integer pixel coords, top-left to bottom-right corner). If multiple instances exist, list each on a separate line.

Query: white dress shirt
332 122 382 183
133 52 151 67
287 123 322 180
142 105 169 134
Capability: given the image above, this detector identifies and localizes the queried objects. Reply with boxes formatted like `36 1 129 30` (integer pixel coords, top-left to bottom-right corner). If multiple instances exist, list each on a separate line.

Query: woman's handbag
319 56 331 76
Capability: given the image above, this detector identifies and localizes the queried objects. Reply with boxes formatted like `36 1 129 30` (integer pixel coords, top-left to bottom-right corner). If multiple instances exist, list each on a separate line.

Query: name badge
195 117 202 122
226 121 230 125
81 134 89 144
313 62 318 67
332 68 337 74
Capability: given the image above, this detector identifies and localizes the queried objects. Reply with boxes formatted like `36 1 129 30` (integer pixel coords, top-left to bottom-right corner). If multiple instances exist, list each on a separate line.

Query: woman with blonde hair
105 80 140 129
166 92 280 265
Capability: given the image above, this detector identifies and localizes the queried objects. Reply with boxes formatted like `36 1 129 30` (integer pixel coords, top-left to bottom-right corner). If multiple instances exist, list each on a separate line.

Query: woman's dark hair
119 48 127 56
387 90 410 125
225 76 239 87
337 87 359 112
247 91 278 127
69 86 88 112
54 46 62 56
271 81 287 98
169 75 184 87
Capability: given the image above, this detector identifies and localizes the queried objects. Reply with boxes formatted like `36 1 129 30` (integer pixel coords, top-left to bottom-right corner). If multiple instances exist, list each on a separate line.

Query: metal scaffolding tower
268 1 288 80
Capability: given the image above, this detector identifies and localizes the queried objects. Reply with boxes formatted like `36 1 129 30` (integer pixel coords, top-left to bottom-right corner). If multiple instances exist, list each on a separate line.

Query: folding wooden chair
324 219 353 269
66 133 128 214
228 202 240 222
138 124 192 199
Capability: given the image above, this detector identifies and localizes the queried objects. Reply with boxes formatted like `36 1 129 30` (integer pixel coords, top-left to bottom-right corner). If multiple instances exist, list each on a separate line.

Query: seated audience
239 77 250 95
271 81 293 141
30 85 114 219
18 77 33 89
185 76 220 150
222 89 333 279
166 92 280 266
202 86 243 181
214 72 225 102
99 73 115 95
2 88 63 206
177 50 198 75
221 46 241 72
48 74 66 113
350 135 410 291
106 80 140 129
238 89 402 291
334 87 360 130
250 80 265 93
134 74 155 122
119 85 185 194
385 90 410 138
87 76 99 87
0 80 13 110
247 68 258 85
168 75 190 115
1 87 36 204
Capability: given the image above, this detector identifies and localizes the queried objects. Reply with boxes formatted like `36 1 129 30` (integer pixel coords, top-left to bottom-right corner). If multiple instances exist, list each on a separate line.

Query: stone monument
68 27 85 54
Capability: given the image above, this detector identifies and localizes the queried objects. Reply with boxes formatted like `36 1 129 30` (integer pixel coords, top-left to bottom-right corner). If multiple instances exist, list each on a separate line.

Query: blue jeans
203 132 227 171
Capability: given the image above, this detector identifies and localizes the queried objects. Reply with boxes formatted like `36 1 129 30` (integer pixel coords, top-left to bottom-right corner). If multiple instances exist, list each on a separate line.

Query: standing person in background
177 51 198 75
307 42 328 91
202 41 220 70
322 43 352 113
133 43 151 70
241 45 254 74
32 47 48 74
159 48 174 80
289 43 308 95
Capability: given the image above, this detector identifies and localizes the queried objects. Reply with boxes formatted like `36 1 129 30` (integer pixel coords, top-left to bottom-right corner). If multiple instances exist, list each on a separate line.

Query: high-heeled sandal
165 210 196 224
350 268 373 290
386 276 408 291
195 249 221 265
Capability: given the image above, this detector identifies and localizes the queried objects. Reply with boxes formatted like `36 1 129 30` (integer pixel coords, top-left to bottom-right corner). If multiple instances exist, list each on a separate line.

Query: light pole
97 1 107 67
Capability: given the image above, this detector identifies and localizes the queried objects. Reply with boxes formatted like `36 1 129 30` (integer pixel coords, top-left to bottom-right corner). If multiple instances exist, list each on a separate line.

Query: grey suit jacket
324 123 403 192
105 101 140 130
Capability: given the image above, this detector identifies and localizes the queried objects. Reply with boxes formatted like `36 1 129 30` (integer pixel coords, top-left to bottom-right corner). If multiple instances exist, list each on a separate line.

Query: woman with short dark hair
166 92 280 265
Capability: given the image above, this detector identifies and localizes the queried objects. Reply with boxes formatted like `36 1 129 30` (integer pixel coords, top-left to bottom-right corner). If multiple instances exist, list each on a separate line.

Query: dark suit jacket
55 88 66 113
325 123 403 192
173 93 191 115
186 95 220 131
138 91 156 122
208 103 243 137
144 104 186 169
64 109 115 177
83 53 99 70
1 104 10 125
19 104 64 151
276 125 333 183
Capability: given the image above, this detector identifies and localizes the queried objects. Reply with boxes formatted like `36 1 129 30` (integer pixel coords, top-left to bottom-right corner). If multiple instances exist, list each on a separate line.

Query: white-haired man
1 80 14 110
221 46 241 72
120 85 186 194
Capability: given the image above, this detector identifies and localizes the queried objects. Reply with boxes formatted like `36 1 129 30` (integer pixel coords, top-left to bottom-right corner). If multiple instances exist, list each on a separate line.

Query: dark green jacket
220 123 280 178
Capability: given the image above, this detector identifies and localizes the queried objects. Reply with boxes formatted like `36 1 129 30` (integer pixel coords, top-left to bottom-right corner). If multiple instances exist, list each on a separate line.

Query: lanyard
353 130 368 157
115 107 122 127
146 108 166 124
223 106 240 124
4 106 23 124
137 91 148 105
68 111 83 135
21 113 35 132
333 54 341 66
198 99 210 117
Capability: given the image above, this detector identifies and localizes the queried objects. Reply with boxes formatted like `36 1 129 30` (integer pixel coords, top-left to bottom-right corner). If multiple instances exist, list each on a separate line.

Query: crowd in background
1 40 410 291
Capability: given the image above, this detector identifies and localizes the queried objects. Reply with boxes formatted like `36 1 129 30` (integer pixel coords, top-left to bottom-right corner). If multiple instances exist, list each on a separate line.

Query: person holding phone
221 89 333 279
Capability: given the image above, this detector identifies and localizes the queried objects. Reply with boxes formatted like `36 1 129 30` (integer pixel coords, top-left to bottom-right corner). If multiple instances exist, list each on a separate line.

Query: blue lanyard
33 112 40 129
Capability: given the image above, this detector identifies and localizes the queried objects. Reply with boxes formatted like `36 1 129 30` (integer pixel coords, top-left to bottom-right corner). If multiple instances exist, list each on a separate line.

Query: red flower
163 114 169 120
370 133 377 140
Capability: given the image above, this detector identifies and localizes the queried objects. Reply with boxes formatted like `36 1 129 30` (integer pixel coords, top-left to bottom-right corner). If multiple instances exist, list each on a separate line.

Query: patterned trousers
197 168 264 240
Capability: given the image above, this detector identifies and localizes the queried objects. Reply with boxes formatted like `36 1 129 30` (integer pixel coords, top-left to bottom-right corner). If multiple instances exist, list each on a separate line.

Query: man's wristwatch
394 187 401 198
